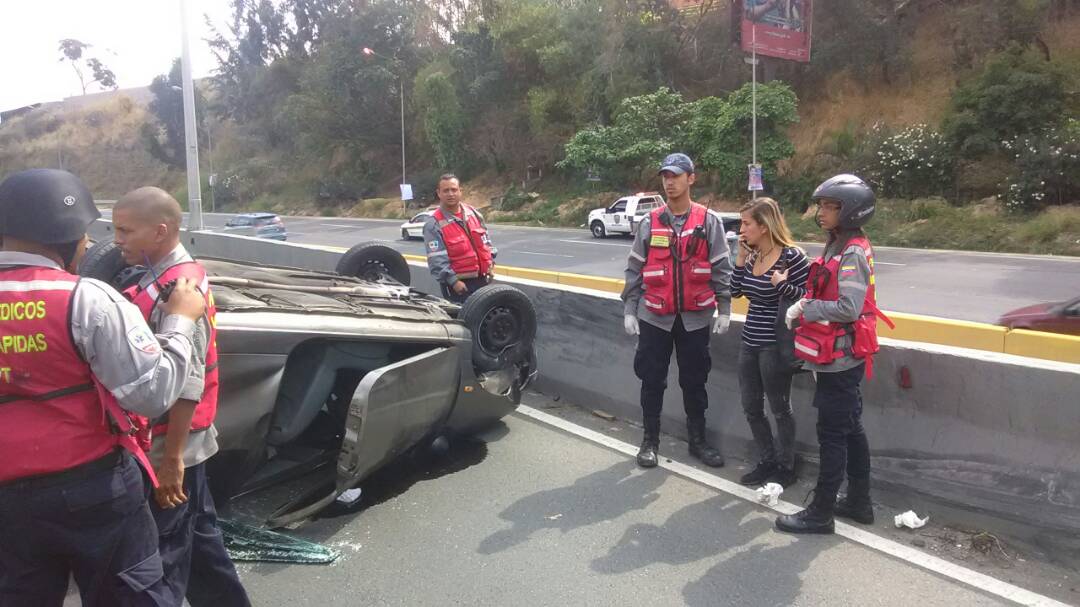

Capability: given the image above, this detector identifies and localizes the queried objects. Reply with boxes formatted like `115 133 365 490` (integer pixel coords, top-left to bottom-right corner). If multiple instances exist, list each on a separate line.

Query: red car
998 296 1080 336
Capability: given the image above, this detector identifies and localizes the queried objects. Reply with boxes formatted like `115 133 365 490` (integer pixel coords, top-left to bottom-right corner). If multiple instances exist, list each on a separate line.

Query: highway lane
101 210 1080 323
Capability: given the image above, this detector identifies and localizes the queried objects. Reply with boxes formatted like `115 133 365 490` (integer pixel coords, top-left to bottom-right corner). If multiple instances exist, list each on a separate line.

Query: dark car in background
998 296 1080 336
224 212 288 241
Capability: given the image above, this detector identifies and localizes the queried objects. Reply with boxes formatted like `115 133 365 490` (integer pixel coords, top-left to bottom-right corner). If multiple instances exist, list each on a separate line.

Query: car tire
401 228 410 240
590 221 606 238
336 242 411 286
460 284 537 373
78 240 145 290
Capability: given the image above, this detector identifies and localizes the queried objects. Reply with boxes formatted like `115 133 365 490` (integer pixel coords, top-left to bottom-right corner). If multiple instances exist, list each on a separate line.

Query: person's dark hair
438 173 458 185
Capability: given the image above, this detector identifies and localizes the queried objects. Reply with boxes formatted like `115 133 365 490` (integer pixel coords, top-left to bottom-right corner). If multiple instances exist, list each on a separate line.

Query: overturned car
79 240 537 527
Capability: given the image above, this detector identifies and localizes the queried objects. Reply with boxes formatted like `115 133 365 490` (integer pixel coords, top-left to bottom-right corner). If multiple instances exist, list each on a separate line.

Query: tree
58 38 118 95
143 59 207 168
415 69 467 171
943 45 1069 159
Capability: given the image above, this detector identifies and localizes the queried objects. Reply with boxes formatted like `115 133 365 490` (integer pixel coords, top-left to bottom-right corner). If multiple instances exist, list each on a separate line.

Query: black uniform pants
811 364 871 509
0 451 168 606
634 316 711 422
440 276 492 304
150 462 249 607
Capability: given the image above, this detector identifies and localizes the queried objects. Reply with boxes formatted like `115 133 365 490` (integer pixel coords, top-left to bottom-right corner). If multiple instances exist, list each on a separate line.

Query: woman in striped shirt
731 197 810 488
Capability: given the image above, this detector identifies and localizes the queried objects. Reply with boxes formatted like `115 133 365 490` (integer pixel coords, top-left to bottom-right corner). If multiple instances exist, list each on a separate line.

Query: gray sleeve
423 218 458 286
802 246 870 324
706 213 733 316
621 220 650 316
179 315 210 402
71 279 195 419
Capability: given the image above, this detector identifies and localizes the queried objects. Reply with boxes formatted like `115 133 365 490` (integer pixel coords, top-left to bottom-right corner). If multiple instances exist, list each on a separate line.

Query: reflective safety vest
793 235 894 378
433 205 494 280
124 261 219 443
641 203 716 316
0 266 157 485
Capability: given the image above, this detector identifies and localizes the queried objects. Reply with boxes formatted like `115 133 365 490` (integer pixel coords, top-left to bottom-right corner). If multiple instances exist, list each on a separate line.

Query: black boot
686 417 724 468
770 465 798 488
775 490 835 534
636 419 660 468
739 461 776 486
835 478 874 524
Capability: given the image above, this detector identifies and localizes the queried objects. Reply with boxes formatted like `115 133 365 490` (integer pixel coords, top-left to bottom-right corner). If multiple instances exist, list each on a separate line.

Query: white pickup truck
587 192 665 238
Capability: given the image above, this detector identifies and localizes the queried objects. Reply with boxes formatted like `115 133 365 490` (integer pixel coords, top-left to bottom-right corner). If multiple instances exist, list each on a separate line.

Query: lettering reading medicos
0 299 50 383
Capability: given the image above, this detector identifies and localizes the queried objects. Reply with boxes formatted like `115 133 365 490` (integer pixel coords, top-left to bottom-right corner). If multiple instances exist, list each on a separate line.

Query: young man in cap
0 169 205 605
424 174 497 303
112 186 249 606
622 153 733 468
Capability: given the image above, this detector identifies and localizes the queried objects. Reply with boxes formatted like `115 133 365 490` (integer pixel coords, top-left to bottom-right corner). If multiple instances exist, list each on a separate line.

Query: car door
631 199 658 235
606 199 629 233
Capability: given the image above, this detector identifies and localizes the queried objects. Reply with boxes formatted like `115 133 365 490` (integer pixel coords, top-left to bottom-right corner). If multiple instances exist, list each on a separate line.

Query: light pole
362 47 406 218
178 0 204 230
172 83 214 213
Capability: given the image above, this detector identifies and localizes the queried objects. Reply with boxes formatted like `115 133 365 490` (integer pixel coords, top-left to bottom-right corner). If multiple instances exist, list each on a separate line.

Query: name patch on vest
650 235 670 248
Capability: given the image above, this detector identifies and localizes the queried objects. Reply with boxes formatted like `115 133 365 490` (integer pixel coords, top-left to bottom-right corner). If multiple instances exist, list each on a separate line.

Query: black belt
0 450 124 490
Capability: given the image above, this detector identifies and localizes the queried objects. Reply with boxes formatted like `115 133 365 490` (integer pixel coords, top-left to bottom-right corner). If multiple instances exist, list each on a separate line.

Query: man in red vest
424 174 496 303
622 154 732 469
0 169 206 605
112 187 249 606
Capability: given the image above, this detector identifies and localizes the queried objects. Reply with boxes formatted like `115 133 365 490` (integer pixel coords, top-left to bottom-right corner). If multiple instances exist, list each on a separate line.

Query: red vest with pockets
793 235 894 378
641 203 715 316
124 261 219 442
0 266 157 485
433 205 494 280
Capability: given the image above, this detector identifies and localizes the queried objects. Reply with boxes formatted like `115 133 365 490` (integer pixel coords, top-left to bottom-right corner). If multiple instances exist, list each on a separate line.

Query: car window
1065 301 1080 316
227 217 252 227
610 199 628 213
722 218 741 234
635 202 657 215
410 214 427 223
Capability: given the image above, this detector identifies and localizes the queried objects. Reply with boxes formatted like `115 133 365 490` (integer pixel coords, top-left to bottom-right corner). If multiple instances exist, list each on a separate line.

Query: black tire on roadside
459 284 537 373
78 240 145 290
590 221 606 238
335 242 411 286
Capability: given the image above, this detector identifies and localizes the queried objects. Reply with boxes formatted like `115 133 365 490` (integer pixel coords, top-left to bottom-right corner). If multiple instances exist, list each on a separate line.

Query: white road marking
874 261 906 266
516 405 1071 607
557 239 632 248
517 250 575 258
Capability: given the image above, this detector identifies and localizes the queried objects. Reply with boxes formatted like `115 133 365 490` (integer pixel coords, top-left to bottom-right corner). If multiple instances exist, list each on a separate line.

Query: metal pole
751 24 758 201
208 126 216 213
400 78 406 219
180 0 204 230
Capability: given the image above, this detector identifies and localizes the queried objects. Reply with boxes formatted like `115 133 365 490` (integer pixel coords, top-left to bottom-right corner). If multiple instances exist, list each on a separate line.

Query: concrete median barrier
87 222 1080 548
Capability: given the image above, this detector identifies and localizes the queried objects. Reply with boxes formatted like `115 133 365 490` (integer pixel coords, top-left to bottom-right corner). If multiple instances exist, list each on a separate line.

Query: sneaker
739 461 777 486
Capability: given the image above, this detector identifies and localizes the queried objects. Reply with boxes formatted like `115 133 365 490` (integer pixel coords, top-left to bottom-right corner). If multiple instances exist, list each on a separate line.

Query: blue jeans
738 343 796 468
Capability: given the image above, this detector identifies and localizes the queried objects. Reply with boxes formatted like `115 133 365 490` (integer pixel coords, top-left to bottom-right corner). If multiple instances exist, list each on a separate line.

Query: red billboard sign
740 0 812 63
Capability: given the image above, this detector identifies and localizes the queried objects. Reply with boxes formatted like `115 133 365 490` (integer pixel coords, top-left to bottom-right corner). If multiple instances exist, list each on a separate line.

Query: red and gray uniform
622 206 732 331
125 244 218 470
423 204 495 288
0 251 195 484
799 240 873 373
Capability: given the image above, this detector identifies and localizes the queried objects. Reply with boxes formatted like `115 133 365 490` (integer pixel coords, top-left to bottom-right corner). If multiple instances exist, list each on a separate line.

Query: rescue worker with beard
0 169 205 606
112 187 249 606
622 153 733 469
424 174 496 303
776 174 893 534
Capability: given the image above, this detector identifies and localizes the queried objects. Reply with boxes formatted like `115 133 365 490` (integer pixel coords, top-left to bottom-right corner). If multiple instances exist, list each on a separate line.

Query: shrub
863 125 954 199
999 128 1080 213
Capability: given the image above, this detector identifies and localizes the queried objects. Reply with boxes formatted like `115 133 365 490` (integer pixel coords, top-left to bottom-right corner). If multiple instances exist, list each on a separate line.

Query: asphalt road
102 210 1080 323
215 397 1065 606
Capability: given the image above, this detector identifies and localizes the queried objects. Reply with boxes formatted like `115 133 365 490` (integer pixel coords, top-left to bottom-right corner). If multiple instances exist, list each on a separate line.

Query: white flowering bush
999 127 1080 213
863 124 954 199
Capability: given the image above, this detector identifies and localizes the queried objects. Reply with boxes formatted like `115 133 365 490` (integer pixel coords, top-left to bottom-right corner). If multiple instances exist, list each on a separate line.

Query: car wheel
78 240 145 291
401 228 410 240
460 284 537 373
335 242 411 286
590 221 606 238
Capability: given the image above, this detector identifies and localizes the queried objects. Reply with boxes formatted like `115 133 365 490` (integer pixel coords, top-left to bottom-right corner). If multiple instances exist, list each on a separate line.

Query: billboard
740 0 812 63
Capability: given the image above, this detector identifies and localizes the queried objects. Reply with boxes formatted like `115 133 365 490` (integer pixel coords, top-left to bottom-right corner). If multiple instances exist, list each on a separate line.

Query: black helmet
0 169 100 244
812 174 875 229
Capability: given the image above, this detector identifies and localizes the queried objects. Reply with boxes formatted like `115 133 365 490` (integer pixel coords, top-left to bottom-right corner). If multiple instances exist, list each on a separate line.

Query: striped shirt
731 247 811 347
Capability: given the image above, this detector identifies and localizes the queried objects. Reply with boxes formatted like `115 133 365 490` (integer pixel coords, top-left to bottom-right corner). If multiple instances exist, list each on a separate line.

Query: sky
1 0 235 111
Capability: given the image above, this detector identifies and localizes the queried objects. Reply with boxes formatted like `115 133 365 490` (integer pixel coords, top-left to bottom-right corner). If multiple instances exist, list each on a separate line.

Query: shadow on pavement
477 460 666 555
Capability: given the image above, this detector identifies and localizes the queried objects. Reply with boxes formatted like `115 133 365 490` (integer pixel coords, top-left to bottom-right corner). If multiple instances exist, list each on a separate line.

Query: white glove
785 298 808 329
713 313 730 335
624 314 639 336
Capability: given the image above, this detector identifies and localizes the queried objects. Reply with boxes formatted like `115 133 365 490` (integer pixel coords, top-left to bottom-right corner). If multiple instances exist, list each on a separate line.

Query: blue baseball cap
659 153 695 176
